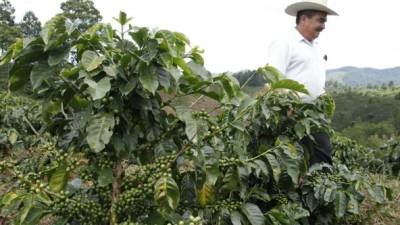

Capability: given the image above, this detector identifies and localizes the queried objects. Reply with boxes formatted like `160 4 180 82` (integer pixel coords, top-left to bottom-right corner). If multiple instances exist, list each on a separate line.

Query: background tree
60 0 102 32
0 0 15 26
20 11 42 37
0 0 21 53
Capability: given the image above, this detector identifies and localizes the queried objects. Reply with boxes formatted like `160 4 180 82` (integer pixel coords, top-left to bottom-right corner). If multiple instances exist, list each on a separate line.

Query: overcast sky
9 0 400 73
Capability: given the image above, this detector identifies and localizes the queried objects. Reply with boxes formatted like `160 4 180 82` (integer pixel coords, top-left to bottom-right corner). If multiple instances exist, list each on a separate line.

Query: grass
360 174 400 225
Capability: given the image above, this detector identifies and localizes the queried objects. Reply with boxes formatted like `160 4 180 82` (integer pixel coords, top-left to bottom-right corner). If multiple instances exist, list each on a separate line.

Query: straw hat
285 0 338 16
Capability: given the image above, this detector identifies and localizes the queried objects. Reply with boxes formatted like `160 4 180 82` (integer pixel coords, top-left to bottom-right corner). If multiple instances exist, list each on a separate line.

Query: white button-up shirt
267 28 326 102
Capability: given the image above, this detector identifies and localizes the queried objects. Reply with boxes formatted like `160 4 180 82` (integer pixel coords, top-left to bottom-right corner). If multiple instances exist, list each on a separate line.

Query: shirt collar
292 27 318 46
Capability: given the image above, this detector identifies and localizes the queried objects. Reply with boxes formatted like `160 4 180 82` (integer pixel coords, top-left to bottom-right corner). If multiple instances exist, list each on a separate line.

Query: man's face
302 11 327 40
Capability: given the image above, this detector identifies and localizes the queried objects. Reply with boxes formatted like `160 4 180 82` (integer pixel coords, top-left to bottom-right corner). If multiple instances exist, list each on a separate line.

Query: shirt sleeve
267 40 290 76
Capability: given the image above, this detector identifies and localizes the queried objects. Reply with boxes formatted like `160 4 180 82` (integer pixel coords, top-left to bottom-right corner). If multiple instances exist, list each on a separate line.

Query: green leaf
98 167 113 187
283 203 310 220
141 39 159 64
49 165 68 192
229 121 245 132
221 167 239 191
81 50 105 72
241 203 265 225
253 160 270 177
104 64 118 77
1 192 20 205
250 187 271 202
334 192 348 218
266 154 281 183
367 185 386 204
347 194 360 214
271 79 309 95
198 183 214 207
113 11 132 25
19 205 46 225
16 196 33 225
323 188 335 203
84 77 111 100
8 131 18 145
257 65 282 83
119 76 137 96
174 58 191 76
146 210 166 225
187 61 211 80
61 66 80 79
9 64 32 91
154 176 180 210
185 116 198 143
139 65 159 94
230 211 244 225
201 146 220 185
48 45 70 66
174 32 190 45
86 113 115 152
41 16 67 51
129 27 149 47
30 61 53 90
285 158 300 185
294 123 306 139
166 67 182 81
42 100 61 123
65 19 79 35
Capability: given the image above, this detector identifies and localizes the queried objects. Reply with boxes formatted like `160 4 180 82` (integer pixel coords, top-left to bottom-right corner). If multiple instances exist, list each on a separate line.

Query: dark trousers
302 132 333 165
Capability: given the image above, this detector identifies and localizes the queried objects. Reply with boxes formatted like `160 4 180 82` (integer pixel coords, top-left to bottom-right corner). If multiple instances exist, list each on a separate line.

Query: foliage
332 135 373 171
0 91 44 156
333 134 400 177
0 12 392 225
20 11 42 38
60 0 102 33
378 139 400 176
232 69 266 87
0 0 15 26
0 0 22 53
330 89 400 147
0 63 10 90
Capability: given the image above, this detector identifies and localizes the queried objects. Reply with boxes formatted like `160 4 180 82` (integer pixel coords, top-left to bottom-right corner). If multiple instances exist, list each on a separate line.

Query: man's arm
267 40 290 76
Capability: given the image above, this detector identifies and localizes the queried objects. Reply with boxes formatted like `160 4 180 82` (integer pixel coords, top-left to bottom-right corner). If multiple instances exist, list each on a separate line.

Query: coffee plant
331 135 372 171
376 139 400 176
0 12 392 225
333 135 400 176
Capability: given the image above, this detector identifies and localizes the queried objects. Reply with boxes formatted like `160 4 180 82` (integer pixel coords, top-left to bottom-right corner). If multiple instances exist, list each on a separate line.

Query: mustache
315 27 324 32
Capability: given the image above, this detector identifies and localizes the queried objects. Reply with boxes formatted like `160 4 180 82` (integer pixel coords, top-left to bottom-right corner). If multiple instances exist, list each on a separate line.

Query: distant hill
327 66 400 87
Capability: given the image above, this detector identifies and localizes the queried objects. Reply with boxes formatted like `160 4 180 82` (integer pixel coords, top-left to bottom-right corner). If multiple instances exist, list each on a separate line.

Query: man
267 0 338 165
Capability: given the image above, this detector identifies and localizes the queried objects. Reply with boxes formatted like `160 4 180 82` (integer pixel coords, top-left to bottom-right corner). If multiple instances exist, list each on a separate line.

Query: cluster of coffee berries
219 157 241 167
192 109 209 120
117 222 141 225
54 151 68 163
328 174 345 183
51 194 108 225
307 171 323 185
276 194 289 205
91 183 112 204
80 169 94 181
137 153 176 188
209 125 222 135
169 215 203 225
0 160 14 172
207 200 241 213
97 157 114 169
113 188 149 221
12 169 47 193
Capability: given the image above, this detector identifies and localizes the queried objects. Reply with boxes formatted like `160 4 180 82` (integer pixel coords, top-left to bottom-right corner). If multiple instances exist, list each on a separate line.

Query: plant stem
245 146 280 162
